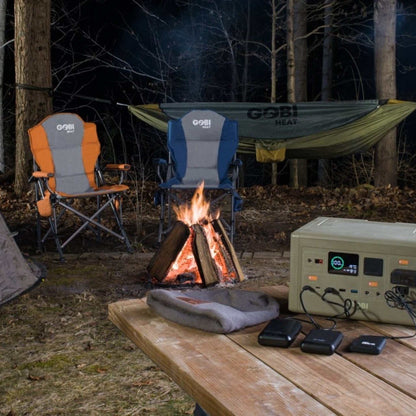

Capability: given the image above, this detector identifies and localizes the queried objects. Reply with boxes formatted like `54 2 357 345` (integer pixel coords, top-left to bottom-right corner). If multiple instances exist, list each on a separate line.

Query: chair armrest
29 171 55 201
105 164 131 171
101 164 131 185
232 158 243 168
153 158 167 167
33 171 54 178
153 158 169 183
29 171 54 182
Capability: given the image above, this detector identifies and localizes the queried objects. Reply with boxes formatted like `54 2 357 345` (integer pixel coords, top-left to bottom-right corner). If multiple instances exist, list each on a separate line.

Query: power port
395 286 409 296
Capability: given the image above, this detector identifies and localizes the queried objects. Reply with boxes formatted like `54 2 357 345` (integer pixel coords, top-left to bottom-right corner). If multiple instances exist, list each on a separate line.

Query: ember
147 183 245 286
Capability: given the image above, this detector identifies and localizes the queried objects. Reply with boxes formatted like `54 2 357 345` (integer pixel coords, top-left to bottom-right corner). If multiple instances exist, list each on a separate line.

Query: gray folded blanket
146 287 280 333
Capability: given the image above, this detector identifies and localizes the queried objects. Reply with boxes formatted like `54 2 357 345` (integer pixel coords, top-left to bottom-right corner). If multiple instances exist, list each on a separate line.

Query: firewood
147 221 190 281
192 224 219 286
212 219 245 282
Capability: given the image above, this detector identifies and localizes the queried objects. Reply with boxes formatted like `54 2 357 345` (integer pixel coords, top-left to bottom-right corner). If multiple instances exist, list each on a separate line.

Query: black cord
384 286 416 340
300 286 321 329
299 286 337 330
300 285 416 344
321 287 358 319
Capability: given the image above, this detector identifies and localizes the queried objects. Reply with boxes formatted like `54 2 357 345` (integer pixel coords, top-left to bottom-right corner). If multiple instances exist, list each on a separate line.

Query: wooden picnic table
108 286 416 416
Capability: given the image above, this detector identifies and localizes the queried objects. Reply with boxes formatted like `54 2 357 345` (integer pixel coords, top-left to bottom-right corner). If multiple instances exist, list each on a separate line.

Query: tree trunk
374 0 397 186
271 0 277 104
287 0 296 187
321 0 333 101
294 0 307 102
270 0 278 185
14 0 52 196
287 0 306 188
286 0 295 104
292 0 307 188
0 0 6 173
242 0 251 102
318 0 334 186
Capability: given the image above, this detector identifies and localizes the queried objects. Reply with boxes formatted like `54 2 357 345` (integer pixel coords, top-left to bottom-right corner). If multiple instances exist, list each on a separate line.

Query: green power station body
289 217 416 326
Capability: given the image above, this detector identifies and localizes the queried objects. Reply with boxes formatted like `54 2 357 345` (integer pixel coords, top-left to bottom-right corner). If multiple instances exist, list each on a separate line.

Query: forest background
2 0 416 195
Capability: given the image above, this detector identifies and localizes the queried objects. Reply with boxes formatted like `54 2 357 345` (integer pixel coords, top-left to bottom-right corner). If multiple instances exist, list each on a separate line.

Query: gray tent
0 213 43 306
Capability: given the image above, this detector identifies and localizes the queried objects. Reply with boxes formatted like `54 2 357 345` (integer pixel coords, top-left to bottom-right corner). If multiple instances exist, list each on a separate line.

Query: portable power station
288 217 416 326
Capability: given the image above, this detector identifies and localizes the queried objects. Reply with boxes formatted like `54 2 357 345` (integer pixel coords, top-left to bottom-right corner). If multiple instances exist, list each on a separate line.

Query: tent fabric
128 100 416 161
0 213 43 306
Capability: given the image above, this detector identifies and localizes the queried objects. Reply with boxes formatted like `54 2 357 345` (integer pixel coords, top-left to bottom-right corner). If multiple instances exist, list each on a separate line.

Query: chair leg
48 208 65 261
96 194 102 241
109 197 133 253
34 185 42 253
157 190 166 243
34 199 64 260
35 210 43 253
167 190 173 230
230 193 235 244
58 197 131 252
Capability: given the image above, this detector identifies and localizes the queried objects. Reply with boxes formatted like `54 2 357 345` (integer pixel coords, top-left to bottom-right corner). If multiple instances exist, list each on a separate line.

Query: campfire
147 183 245 287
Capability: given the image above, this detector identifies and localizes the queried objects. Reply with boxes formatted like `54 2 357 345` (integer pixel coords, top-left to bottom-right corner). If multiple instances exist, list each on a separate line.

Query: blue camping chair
155 109 242 243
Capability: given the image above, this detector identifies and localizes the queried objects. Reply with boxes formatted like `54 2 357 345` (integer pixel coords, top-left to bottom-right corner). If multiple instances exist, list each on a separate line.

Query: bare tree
318 0 333 186
286 0 295 102
291 0 308 188
14 0 52 196
241 0 251 102
270 0 279 185
287 0 303 188
374 0 397 186
0 0 6 173
270 0 279 104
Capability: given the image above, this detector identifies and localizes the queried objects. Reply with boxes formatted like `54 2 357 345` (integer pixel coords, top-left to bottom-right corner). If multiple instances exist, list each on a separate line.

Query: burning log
147 219 245 287
212 219 245 281
147 182 245 287
192 224 219 286
147 221 190 282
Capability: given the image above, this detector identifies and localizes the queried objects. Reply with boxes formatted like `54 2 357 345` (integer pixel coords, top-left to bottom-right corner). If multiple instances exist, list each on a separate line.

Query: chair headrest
41 113 85 149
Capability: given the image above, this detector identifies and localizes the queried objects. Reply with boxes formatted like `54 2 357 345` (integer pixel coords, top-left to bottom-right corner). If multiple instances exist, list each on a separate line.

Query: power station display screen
328 252 359 276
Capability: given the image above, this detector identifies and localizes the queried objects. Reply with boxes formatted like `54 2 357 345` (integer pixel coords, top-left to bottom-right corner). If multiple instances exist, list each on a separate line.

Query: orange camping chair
28 113 133 259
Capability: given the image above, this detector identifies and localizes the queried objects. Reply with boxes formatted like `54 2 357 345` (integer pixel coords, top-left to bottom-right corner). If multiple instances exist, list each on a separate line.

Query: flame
164 234 202 284
174 182 219 226
163 182 237 285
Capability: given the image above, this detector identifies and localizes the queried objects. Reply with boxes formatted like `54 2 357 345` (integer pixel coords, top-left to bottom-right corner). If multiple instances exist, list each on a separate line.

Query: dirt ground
1 182 416 415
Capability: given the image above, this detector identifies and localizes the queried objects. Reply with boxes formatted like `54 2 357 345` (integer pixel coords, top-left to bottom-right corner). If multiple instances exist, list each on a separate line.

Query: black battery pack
301 329 343 355
348 335 386 355
258 318 302 348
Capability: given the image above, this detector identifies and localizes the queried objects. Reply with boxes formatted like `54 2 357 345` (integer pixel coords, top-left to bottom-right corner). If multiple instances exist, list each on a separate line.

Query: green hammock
128 100 416 162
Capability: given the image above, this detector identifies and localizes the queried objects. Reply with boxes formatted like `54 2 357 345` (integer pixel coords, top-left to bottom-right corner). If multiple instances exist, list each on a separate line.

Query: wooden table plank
332 320 416 398
108 286 416 416
361 321 416 349
228 324 416 416
108 298 335 416
294 315 416 399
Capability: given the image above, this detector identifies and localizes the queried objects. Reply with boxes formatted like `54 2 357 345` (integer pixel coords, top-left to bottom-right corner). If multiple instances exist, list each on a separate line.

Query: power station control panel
288 217 416 326
328 252 359 276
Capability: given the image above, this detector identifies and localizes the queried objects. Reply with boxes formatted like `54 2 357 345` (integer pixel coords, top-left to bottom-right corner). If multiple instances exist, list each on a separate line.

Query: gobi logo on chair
192 119 211 129
56 123 75 133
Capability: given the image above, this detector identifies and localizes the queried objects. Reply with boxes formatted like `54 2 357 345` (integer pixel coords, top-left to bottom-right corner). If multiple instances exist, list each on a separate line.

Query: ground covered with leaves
1 182 416 415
